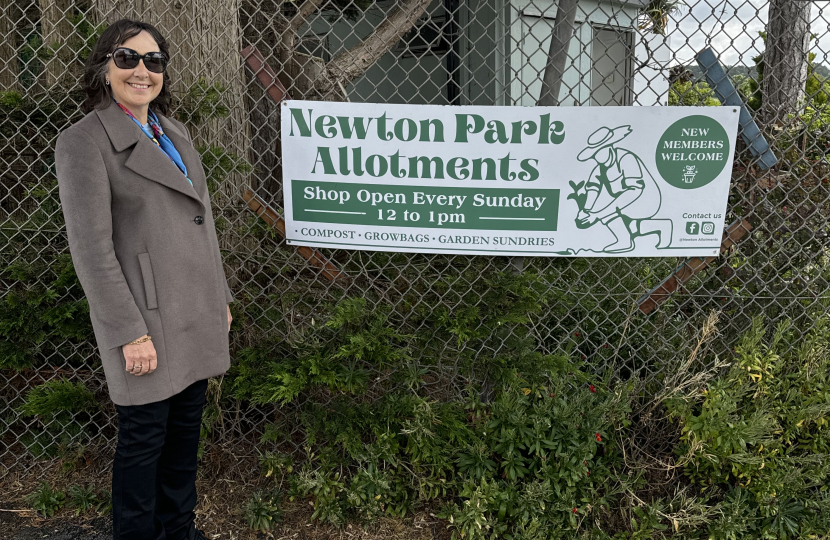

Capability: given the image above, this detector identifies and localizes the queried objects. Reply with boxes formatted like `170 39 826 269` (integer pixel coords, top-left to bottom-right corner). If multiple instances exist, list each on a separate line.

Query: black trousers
112 378 208 540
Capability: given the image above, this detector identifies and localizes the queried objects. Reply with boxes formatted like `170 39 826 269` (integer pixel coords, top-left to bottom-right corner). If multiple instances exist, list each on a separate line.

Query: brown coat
55 100 234 406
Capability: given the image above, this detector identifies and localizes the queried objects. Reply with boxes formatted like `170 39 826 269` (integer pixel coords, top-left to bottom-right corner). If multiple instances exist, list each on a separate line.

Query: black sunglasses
107 47 168 73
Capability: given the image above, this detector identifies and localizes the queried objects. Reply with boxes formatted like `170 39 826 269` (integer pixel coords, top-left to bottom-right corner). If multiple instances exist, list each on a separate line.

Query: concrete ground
3 516 113 540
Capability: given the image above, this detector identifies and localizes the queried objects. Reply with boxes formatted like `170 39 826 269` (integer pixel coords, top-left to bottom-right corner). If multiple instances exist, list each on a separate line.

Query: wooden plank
240 45 288 104
239 45 345 283
243 189 346 283
637 219 752 314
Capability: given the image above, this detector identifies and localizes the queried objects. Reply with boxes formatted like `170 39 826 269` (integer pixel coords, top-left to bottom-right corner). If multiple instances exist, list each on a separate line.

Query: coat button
193 215 204 225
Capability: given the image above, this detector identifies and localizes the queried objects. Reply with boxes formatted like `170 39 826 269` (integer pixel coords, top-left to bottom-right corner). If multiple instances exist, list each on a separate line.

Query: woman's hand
227 304 233 332
122 337 158 376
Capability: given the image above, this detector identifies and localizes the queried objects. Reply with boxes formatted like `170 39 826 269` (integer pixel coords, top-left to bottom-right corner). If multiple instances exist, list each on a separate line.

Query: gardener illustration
570 125 673 253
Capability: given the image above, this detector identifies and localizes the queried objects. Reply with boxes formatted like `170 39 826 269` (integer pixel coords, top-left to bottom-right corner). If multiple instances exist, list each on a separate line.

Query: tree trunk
308 0 433 100
0 1 19 91
93 0 250 201
762 0 810 124
38 0 74 92
507 0 579 272
537 0 580 107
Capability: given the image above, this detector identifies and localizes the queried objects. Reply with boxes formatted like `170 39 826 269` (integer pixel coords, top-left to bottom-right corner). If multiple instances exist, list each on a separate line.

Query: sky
664 0 830 67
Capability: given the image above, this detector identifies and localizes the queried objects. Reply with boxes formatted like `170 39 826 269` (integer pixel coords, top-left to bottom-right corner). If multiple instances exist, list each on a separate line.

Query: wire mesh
1 0 829 480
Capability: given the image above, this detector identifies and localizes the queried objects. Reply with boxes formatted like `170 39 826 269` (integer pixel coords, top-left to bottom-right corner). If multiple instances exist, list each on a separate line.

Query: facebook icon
685 222 700 235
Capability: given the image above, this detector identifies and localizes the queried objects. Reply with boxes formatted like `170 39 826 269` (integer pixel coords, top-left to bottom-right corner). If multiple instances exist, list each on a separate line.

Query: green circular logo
655 115 729 190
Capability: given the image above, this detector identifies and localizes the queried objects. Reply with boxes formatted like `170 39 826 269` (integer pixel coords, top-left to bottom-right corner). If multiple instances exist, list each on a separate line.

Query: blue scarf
115 100 192 187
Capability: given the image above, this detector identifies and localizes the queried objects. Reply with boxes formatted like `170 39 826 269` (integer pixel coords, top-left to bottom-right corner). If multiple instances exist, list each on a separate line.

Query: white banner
281 101 739 257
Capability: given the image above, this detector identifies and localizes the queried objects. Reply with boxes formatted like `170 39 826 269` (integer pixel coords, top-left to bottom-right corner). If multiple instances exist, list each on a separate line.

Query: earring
105 79 110 85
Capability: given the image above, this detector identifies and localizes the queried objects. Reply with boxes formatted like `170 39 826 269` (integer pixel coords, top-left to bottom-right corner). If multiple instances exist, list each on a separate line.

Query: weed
244 490 282 532
25 482 66 517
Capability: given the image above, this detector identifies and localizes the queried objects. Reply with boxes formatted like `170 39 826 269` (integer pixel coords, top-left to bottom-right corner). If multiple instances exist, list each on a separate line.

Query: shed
303 0 670 106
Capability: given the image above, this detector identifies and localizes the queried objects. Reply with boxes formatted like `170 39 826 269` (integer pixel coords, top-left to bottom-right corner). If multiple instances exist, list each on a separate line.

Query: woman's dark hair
82 19 172 115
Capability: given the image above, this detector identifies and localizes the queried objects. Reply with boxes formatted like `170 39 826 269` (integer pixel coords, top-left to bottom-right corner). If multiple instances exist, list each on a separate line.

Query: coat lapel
158 115 208 202
96 101 205 211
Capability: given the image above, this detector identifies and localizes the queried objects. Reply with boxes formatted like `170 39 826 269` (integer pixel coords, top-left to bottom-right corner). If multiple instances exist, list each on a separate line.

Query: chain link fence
1 0 829 484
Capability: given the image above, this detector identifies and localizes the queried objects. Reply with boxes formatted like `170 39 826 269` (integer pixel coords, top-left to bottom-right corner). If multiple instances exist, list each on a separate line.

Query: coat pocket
137 253 159 310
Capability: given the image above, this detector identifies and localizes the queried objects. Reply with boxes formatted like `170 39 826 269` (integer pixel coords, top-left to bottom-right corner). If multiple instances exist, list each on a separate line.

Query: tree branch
311 0 432 99
280 0 326 62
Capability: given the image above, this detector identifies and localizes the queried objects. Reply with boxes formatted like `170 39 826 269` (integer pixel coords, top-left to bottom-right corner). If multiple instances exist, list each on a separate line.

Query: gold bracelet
127 335 152 345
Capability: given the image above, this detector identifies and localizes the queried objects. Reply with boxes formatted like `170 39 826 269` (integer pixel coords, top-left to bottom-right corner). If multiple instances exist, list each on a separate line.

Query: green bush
1 90 91 371
438 373 634 539
19 378 97 417
668 80 721 107
232 288 641 535
18 378 99 459
228 291 830 539
667 315 830 539
782 105 830 163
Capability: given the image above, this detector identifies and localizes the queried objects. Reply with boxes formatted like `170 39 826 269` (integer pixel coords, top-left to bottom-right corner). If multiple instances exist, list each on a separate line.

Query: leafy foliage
25 482 66 517
67 484 110 516
19 378 97 417
244 490 283 532
18 379 99 459
231 288 639 536
667 315 830 539
226 288 830 539
668 80 720 107
4 12 830 539
639 1 686 36
175 79 230 126
231 297 410 405
196 145 253 194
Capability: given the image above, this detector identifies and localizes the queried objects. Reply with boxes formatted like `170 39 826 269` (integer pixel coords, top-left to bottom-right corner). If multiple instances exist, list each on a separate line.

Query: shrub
18 378 99 459
668 80 721 107
667 315 830 539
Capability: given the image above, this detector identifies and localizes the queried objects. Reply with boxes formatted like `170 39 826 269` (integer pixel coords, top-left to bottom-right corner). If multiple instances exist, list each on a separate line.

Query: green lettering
366 154 388 177
511 120 537 144
337 116 372 139
485 120 509 144
538 113 565 144
315 115 337 139
419 119 445 142
394 118 418 142
337 146 351 175
377 113 394 141
447 157 470 180
549 120 565 144
289 108 312 137
390 151 406 178
455 114 484 143
352 147 364 176
408 156 444 179
498 153 516 181
518 158 539 181
311 147 336 174
472 157 497 180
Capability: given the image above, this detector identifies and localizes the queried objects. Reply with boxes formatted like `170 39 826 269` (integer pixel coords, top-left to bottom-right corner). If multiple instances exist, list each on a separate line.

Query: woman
55 19 233 540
